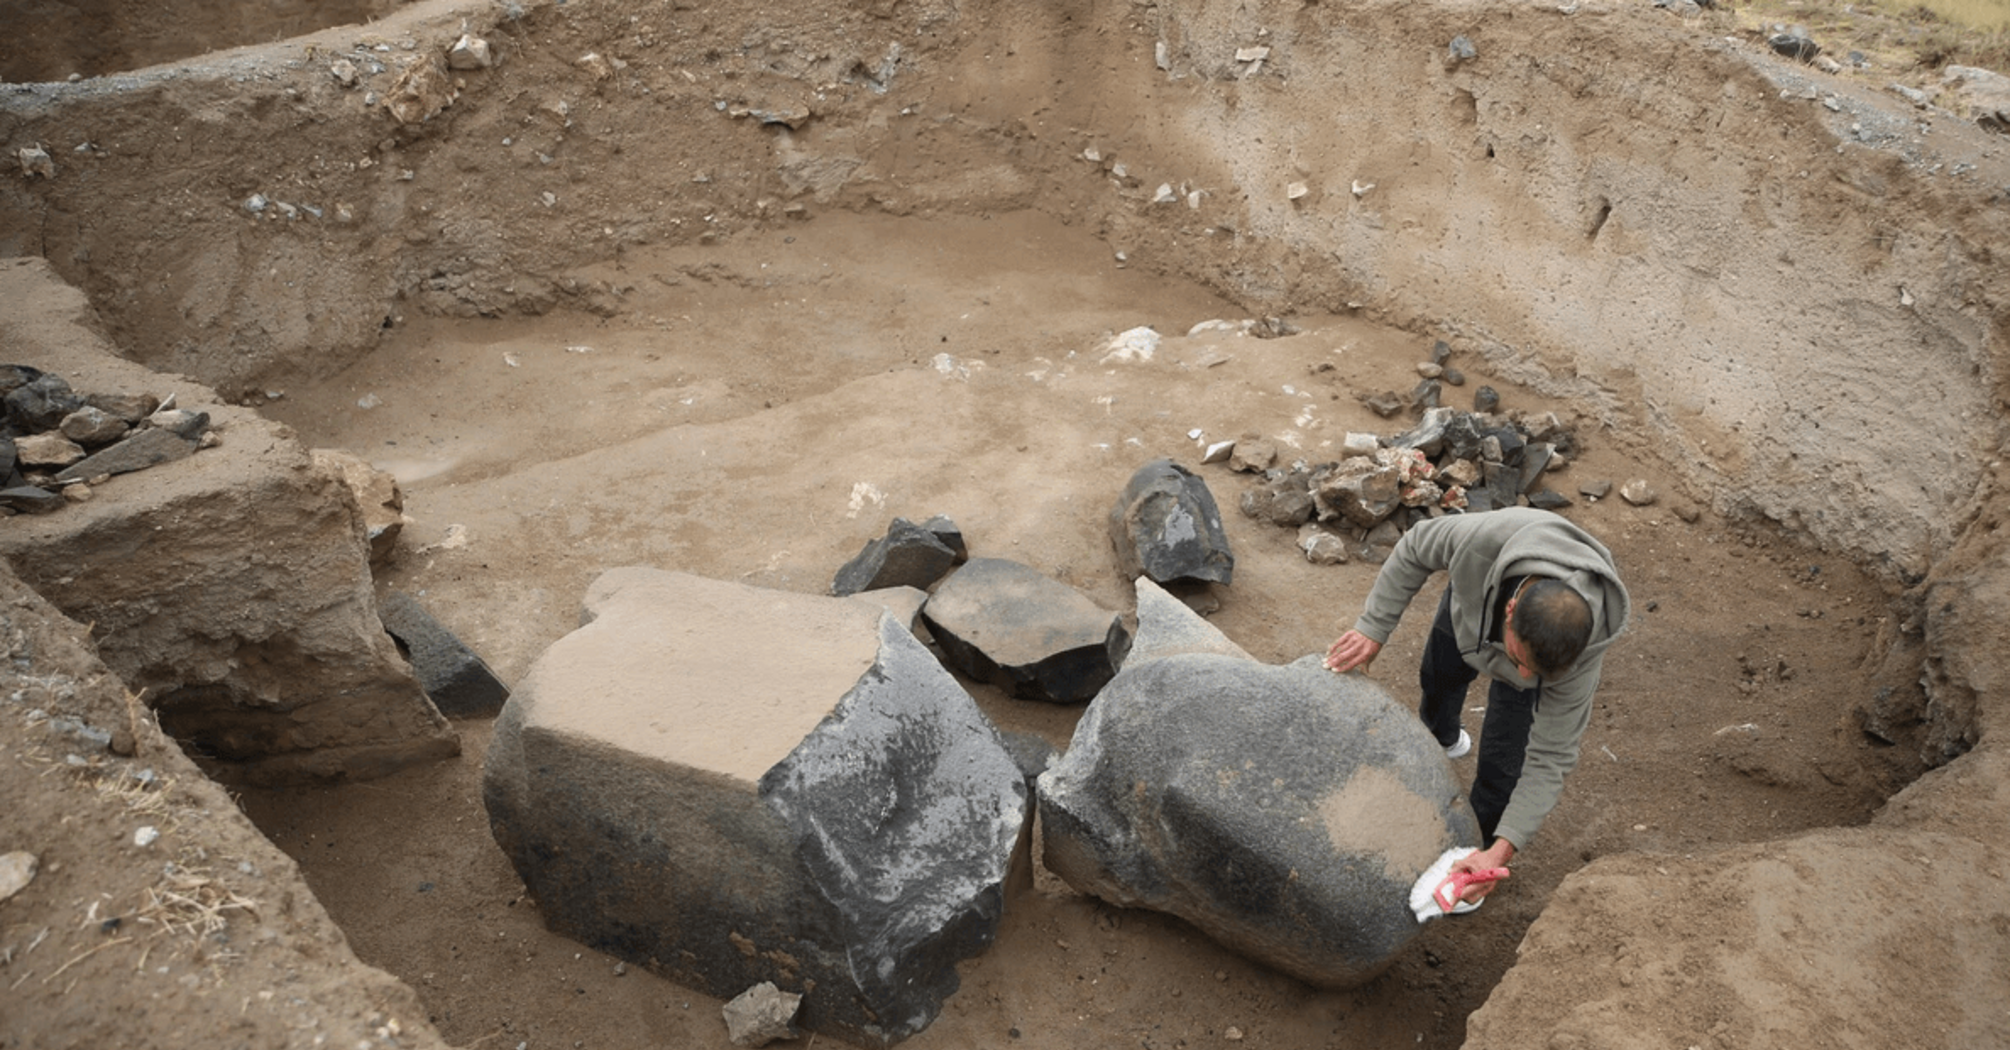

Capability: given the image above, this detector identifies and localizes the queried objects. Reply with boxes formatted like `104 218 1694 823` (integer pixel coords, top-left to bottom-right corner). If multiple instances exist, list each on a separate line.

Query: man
1324 507 1629 909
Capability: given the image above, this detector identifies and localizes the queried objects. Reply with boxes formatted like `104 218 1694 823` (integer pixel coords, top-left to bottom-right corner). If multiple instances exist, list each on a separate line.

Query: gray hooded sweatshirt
1351 508 1630 849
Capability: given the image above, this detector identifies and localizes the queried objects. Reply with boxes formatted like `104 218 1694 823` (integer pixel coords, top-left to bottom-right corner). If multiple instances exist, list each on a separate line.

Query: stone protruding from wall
378 590 510 718
1038 584 1477 987
1109 459 1235 586
921 557 1131 704
483 567 1028 1049
0 257 456 783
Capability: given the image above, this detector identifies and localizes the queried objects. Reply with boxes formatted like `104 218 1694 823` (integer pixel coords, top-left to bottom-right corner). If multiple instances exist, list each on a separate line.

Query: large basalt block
0 257 455 784
1036 585 1477 987
482 567 1027 1048
920 558 1131 704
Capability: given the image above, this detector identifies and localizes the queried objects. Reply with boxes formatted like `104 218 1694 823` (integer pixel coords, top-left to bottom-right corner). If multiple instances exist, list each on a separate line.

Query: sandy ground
225 210 1916 1050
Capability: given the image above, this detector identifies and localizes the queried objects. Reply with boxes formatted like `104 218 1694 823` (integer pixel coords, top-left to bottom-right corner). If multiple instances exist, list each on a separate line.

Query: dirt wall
2 0 2003 576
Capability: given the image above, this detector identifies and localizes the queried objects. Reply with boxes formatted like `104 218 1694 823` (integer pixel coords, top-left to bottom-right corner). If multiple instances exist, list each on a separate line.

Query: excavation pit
3 0 2006 1047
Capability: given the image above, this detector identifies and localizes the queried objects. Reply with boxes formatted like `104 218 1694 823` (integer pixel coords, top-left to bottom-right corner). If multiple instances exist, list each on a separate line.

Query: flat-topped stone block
483 567 1028 1047
920 558 1131 704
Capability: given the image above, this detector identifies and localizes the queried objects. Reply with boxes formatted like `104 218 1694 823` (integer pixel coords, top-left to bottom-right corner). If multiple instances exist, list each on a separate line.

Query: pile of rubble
1233 399 1589 563
1 364 213 515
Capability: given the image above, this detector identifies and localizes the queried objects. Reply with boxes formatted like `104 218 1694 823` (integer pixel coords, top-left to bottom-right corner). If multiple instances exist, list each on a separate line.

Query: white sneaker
1444 728 1472 759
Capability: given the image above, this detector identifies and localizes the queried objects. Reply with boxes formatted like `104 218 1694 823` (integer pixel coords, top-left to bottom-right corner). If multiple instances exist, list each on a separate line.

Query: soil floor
229 209 1920 1050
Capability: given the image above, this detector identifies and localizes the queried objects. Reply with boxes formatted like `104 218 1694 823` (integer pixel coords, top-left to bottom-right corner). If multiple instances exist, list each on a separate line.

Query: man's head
1506 578 1592 679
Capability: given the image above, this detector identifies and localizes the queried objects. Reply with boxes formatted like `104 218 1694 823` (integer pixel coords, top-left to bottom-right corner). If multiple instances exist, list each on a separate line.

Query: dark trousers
1418 588 1539 844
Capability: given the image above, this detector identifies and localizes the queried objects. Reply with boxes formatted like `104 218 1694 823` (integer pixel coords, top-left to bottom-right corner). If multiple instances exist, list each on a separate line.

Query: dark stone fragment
1430 339 1452 365
1440 412 1486 462
1487 426 1526 466
1518 442 1555 493
832 517 961 597
0 364 44 397
1769 31 1820 62
0 485 63 514
1391 407 1454 458
1527 489 1572 511
1440 367 1465 386
1410 378 1442 410
5 373 83 432
1110 459 1234 586
55 427 196 482
379 590 512 718
921 558 1130 704
1482 461 1525 509
0 437 14 479
921 514 968 562
1465 487 1500 513
1579 479 1613 500
149 409 210 440
1473 386 1500 414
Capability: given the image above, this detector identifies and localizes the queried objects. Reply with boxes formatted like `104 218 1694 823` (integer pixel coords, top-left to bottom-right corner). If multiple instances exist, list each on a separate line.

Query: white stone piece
448 34 493 70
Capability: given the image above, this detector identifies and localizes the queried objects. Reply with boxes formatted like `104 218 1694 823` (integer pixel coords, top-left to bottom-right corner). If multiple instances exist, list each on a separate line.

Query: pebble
0 851 36 902
134 826 160 848
1620 479 1658 506
1416 362 1444 378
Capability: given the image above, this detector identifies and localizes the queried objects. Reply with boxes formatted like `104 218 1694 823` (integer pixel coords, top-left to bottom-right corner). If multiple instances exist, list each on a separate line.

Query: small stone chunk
0 486 63 515
1239 471 1316 527
831 517 961 597
0 851 36 903
1201 439 1236 464
1298 524 1350 565
921 514 968 562
5 373 83 431
82 391 158 423
447 34 493 70
1341 432 1380 457
55 427 197 482
17 146 55 179
378 591 511 718
722 981 801 1048
1229 438 1276 473
1527 489 1572 510
1416 362 1444 379
1579 479 1614 500
59 406 128 446
1410 378 1442 410
1472 386 1500 413
1358 391 1406 418
14 432 85 468
1619 479 1658 506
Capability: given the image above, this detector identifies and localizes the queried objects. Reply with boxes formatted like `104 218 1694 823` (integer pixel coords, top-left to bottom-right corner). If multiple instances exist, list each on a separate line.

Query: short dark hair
1512 579 1592 677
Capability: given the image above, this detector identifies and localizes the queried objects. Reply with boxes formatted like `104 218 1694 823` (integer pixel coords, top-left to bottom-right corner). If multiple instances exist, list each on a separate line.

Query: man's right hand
1324 630 1383 674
